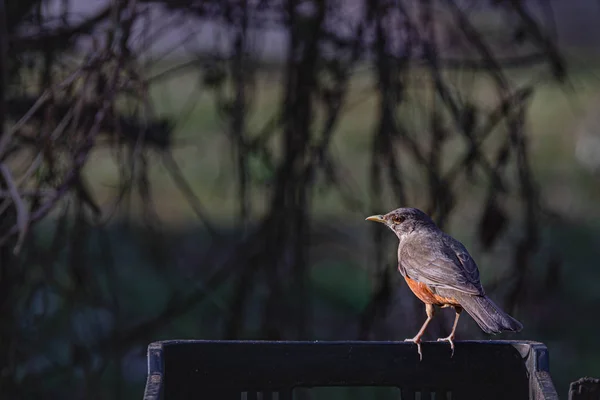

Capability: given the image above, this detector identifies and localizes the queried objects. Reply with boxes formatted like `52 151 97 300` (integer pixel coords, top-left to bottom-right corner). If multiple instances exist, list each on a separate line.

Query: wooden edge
513 342 559 400
143 342 165 400
152 339 549 346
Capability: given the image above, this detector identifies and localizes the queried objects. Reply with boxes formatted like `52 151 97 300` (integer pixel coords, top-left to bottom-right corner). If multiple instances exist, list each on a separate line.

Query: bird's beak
365 215 386 224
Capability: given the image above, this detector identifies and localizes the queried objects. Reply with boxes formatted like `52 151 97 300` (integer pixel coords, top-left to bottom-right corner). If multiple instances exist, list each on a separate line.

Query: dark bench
143 340 559 400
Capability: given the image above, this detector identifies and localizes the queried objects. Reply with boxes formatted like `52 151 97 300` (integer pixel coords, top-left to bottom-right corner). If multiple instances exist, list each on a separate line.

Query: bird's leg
437 306 463 357
405 303 435 361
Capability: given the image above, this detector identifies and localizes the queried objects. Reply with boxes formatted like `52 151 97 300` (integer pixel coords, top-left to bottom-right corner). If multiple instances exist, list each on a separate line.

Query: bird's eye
392 215 405 224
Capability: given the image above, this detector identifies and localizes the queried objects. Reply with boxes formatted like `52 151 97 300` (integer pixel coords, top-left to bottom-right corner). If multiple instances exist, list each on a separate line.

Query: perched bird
366 207 522 360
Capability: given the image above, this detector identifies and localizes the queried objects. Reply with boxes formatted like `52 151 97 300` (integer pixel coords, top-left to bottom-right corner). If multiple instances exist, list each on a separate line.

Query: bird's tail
452 292 523 334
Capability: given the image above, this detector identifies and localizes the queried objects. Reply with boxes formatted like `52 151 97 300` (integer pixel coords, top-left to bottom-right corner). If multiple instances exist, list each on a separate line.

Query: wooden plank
278 389 293 400
400 387 415 400
159 340 530 396
206 390 240 400
262 391 273 400
435 390 449 400
451 388 489 400
143 340 566 399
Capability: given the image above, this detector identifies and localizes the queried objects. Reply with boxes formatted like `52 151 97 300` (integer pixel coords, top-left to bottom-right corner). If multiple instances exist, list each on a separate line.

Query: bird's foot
436 335 455 357
404 337 423 361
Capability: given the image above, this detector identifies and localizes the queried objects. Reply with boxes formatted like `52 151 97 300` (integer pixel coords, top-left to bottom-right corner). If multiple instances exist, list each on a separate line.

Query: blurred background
1 0 600 398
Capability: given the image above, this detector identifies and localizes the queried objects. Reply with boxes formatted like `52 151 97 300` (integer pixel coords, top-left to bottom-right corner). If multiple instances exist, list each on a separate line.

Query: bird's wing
399 233 484 295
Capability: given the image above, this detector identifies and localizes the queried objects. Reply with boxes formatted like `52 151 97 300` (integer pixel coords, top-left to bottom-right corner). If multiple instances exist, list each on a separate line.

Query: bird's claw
404 337 423 361
437 335 455 357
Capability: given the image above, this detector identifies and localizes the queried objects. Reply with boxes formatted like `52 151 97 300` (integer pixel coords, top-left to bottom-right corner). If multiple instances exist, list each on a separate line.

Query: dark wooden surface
143 340 559 400
569 377 600 400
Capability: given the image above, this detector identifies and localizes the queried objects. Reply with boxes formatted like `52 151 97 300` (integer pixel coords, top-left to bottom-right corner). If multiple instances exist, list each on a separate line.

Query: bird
366 207 522 360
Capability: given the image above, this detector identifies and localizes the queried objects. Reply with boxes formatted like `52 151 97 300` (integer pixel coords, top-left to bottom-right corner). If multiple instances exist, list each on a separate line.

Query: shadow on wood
143 340 559 400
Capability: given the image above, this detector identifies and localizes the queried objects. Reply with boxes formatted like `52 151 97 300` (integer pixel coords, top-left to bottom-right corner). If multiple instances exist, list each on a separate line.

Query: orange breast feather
404 276 460 306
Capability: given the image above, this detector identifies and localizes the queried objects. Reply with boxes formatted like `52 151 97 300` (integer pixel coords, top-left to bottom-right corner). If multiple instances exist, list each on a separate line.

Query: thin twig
0 165 29 254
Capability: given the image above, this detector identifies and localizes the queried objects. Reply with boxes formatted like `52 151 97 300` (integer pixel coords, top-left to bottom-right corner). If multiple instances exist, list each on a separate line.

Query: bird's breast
403 276 461 307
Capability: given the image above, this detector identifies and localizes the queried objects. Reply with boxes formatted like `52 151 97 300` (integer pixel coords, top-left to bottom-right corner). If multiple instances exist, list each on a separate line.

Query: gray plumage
439 290 523 333
369 207 523 335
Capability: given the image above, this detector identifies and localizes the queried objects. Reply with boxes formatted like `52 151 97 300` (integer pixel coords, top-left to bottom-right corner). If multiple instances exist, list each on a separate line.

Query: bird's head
365 207 435 239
